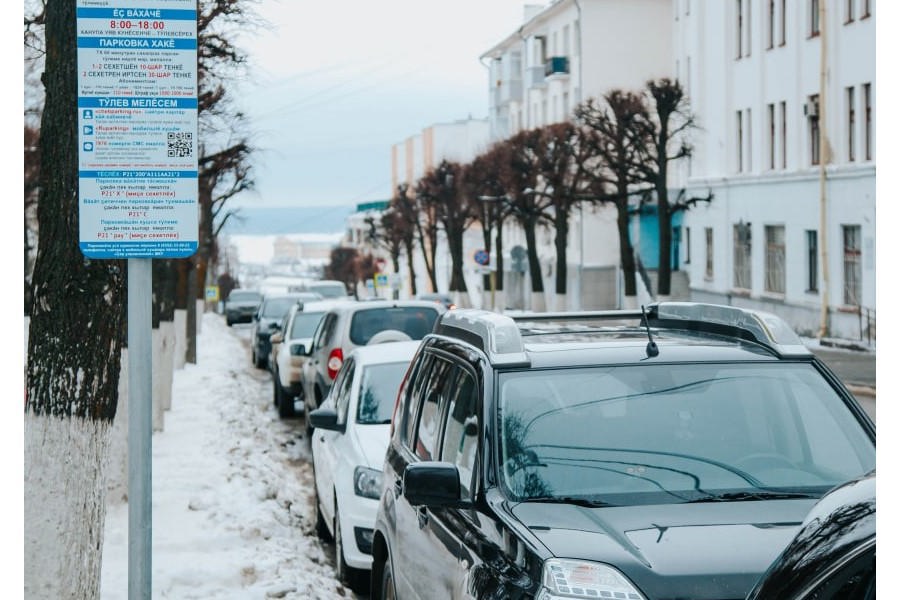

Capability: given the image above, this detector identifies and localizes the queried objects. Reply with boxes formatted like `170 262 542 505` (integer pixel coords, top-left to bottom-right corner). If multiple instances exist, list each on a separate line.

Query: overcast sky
231 0 535 209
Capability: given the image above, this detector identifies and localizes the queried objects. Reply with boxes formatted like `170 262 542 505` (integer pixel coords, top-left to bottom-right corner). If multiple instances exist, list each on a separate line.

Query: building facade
676 0 875 339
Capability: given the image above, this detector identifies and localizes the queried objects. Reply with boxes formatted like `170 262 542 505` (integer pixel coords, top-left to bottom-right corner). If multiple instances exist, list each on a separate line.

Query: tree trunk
554 207 569 296
186 260 197 364
656 181 672 297
447 228 468 294
523 216 544 294
404 239 417 297
25 1 125 595
495 222 505 293
617 199 637 299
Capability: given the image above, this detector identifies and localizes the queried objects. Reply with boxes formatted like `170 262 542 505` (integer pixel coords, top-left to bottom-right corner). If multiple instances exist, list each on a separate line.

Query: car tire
272 373 280 408
335 502 368 594
253 348 266 369
379 550 396 600
226 318 234 327
314 497 332 542
276 381 295 419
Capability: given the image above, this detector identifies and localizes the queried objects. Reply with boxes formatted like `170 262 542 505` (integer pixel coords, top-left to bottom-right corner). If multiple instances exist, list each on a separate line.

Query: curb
846 383 875 398
819 338 875 353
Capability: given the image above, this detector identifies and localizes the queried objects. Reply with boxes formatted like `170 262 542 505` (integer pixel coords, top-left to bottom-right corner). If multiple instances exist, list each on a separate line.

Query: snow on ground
100 312 361 600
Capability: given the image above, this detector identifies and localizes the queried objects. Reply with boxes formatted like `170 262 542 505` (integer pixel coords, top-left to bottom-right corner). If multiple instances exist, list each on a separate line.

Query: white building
481 0 674 310
676 0 875 340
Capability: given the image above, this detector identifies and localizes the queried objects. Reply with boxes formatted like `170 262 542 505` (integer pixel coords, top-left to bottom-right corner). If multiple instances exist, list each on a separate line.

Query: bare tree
388 184 420 296
639 78 700 298
575 91 651 308
25 1 126 596
498 129 553 311
410 178 441 292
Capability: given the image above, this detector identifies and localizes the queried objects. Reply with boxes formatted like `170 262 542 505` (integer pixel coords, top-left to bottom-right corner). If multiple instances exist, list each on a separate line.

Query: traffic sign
205 285 219 302
473 249 490 266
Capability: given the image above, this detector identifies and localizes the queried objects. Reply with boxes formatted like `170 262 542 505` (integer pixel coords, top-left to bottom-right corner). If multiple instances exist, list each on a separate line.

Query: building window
764 225 786 294
736 0 744 58
845 0 855 23
736 110 744 172
842 225 861 306
846 86 856 162
767 0 776 48
780 101 787 168
686 0 690 15
685 227 691 264
767 103 776 169
705 228 714 279
563 25 570 55
746 0 752 56
810 0 821 37
863 83 872 160
746 108 753 171
733 222 752 290
806 230 818 292
808 94 821 165
861 0 871 18
780 0 787 45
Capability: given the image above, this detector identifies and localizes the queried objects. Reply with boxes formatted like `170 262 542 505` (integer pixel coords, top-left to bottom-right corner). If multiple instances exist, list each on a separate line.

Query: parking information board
77 0 198 259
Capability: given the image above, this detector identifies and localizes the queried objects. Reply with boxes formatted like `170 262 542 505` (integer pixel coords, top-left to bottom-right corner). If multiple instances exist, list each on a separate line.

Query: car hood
350 424 391 470
511 499 818 600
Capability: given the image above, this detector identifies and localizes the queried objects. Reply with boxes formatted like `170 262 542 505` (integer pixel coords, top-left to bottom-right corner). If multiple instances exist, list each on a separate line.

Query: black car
746 471 875 600
249 292 322 369
371 303 875 600
223 289 262 326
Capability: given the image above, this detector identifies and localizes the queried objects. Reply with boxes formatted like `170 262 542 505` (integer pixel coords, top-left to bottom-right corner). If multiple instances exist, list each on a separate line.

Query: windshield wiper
520 495 616 508
688 490 818 503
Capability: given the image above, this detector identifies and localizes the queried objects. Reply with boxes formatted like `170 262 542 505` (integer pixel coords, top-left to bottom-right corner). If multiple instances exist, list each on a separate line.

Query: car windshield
228 291 260 303
261 297 298 318
498 363 874 505
290 311 325 339
356 362 410 425
308 282 346 298
349 307 439 345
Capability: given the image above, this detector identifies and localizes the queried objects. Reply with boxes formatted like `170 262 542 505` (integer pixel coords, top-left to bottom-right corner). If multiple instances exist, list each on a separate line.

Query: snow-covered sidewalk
100 313 355 599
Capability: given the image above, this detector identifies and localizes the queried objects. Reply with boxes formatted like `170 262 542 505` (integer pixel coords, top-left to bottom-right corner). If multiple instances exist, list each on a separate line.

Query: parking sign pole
127 258 153 598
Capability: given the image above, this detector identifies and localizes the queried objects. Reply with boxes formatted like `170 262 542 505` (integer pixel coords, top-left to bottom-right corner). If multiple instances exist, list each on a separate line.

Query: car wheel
254 348 267 369
277 383 295 419
335 502 368 594
226 317 234 327
272 374 280 408
380 550 396 600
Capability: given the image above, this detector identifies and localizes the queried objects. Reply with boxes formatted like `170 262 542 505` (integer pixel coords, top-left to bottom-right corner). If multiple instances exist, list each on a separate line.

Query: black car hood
511 499 818 600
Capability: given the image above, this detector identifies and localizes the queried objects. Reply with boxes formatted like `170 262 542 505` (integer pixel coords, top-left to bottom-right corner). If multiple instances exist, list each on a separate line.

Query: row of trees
24 1 260 596
367 78 707 310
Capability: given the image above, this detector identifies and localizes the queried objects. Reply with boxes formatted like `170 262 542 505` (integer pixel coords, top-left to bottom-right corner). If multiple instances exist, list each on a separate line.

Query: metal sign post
76 3 198 597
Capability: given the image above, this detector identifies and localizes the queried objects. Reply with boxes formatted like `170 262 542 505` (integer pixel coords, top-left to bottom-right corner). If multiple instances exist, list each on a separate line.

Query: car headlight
536 559 646 600
353 466 382 499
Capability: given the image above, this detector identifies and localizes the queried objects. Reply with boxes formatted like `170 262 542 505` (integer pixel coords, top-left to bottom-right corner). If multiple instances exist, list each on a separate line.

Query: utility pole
818 0 831 338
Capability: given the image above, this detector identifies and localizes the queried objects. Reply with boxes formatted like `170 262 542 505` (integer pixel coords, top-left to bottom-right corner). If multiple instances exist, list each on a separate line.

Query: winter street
99 312 366 600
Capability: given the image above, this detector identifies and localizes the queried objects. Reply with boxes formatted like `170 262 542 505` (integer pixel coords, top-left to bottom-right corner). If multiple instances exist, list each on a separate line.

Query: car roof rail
434 310 529 366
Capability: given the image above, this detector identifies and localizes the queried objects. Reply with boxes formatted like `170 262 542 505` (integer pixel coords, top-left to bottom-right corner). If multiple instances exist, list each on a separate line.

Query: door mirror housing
403 462 472 509
308 406 343 432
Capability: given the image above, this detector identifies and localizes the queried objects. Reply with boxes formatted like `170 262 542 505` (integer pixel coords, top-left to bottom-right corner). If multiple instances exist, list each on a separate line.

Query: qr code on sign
167 132 193 158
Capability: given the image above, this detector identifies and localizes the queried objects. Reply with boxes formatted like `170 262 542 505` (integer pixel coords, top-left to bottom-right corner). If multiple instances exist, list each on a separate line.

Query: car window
334 358 355 425
412 357 454 461
440 368 479 497
403 352 434 445
228 291 260 302
311 313 336 351
308 282 347 298
289 311 325 340
349 307 439 345
802 544 875 599
357 362 410 425
261 297 298 318
497 363 875 503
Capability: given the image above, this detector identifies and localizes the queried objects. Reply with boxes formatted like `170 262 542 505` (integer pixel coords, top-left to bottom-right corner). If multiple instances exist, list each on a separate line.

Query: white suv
269 299 345 418
300 300 445 419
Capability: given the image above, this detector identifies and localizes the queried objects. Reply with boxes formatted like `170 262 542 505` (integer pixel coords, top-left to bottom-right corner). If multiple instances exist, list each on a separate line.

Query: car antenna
640 305 659 358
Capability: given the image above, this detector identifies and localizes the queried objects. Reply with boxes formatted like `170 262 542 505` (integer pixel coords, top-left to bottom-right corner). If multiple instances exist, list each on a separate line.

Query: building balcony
544 56 570 79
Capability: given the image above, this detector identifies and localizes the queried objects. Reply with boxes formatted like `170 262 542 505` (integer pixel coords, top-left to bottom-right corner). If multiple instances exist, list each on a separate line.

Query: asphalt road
810 347 875 422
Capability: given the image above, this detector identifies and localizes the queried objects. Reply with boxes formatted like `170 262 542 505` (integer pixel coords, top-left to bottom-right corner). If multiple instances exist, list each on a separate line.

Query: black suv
371 303 875 600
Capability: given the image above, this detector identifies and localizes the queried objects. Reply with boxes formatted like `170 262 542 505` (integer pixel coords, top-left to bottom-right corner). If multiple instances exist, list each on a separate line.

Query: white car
269 299 345 419
309 340 421 592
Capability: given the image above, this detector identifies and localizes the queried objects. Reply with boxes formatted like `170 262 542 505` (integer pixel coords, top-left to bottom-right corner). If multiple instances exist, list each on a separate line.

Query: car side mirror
403 462 472 509
270 332 284 344
268 321 281 330
290 343 306 356
308 406 343 432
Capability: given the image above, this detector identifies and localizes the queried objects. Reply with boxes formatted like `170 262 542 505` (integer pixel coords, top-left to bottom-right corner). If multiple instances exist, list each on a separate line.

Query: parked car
304 279 351 299
415 292 456 310
250 292 322 369
745 471 875 600
223 289 262 326
300 300 444 417
371 303 876 600
309 340 422 592
269 300 341 419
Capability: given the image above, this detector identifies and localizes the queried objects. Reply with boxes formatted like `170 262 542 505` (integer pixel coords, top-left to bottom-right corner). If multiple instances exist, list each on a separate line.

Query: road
810 347 876 422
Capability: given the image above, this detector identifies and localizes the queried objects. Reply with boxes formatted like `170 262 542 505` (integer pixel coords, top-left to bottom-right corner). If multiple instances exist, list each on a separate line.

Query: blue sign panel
77 0 198 259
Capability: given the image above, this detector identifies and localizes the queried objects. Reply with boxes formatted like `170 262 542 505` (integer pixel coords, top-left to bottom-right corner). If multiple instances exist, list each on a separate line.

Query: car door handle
417 506 428 529
393 477 403 499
